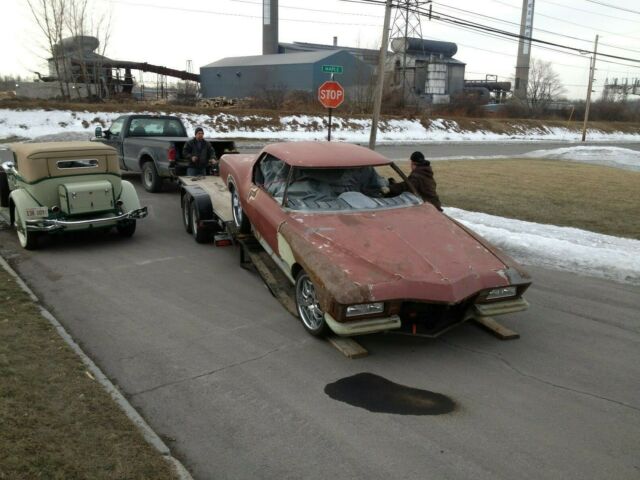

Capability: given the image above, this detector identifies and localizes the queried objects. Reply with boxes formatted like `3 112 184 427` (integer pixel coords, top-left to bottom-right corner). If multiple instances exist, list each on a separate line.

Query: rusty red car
220 142 531 338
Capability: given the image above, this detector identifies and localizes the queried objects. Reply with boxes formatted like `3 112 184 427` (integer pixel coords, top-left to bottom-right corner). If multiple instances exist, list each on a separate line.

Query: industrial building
200 50 372 99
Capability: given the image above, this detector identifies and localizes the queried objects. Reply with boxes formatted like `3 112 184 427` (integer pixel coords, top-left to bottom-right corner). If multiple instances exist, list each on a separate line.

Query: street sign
321 65 343 74
318 81 345 109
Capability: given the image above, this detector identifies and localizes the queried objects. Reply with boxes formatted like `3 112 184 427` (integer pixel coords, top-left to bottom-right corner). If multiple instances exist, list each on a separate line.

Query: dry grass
0 268 178 480
390 159 640 240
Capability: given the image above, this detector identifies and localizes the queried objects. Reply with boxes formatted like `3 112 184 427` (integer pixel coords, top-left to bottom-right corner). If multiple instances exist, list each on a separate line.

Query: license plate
25 207 49 218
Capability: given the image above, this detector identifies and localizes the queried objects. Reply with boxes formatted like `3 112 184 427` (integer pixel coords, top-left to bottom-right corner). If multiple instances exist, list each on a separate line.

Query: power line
536 0 638 22
583 0 640 15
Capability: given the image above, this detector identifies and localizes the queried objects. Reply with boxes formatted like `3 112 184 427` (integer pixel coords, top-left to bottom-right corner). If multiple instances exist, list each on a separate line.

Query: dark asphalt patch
324 372 456 415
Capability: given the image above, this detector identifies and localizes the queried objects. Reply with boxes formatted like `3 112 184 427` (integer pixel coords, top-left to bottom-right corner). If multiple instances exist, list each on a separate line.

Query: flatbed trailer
177 176 519 357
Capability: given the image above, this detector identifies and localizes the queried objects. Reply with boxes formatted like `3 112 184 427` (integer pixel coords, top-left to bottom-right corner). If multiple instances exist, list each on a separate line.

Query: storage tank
390 37 457 57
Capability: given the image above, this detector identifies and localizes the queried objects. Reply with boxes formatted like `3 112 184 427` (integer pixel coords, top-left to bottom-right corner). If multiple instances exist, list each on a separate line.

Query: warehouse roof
202 50 344 68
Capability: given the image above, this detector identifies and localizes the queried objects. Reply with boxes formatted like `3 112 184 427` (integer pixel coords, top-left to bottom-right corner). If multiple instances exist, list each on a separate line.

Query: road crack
439 338 640 413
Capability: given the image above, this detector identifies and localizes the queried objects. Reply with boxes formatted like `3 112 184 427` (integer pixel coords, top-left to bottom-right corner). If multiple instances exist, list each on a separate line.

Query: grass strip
392 159 639 240
0 267 178 480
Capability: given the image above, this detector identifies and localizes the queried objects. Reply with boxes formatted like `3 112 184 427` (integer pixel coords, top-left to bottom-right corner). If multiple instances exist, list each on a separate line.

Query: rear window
128 118 185 137
57 159 99 169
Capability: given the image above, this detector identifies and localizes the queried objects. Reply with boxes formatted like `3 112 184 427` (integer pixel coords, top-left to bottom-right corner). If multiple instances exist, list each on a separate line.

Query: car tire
231 187 251 234
191 202 213 243
116 220 136 238
182 194 192 233
142 161 162 193
0 171 9 208
295 270 330 337
14 208 40 250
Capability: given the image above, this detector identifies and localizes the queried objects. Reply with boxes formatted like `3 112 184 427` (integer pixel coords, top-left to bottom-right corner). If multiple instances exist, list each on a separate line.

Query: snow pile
447 207 640 285
2 108 640 143
522 146 640 171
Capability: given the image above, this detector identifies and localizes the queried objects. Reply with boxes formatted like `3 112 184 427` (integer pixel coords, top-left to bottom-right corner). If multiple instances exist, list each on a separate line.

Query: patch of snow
446 207 640 286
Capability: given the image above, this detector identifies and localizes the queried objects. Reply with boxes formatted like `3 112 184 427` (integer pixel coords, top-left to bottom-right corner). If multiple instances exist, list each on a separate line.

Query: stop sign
318 81 345 109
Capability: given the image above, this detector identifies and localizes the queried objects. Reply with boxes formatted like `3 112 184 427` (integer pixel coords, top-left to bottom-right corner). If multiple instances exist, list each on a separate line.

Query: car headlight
485 286 517 300
346 302 385 318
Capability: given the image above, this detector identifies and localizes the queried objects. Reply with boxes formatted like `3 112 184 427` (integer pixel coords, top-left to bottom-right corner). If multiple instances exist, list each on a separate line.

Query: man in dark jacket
183 126 216 176
382 151 442 211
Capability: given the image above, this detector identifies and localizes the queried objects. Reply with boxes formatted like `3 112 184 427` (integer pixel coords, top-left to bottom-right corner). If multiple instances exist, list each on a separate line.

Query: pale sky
2 0 639 100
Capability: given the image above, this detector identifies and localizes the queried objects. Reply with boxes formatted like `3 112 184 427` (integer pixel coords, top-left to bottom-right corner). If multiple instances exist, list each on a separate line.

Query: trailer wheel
0 170 9 207
142 161 162 193
181 194 192 233
191 202 213 243
231 188 250 234
295 270 329 337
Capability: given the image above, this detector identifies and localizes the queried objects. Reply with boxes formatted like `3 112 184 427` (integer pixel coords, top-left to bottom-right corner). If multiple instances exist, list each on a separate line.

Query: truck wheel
231 188 251 234
191 202 213 243
142 161 162 193
0 171 9 208
295 270 330 337
182 194 192 233
14 208 40 250
116 220 136 238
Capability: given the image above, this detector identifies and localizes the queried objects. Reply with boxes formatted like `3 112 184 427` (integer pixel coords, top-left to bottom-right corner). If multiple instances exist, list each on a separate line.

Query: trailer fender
181 185 214 221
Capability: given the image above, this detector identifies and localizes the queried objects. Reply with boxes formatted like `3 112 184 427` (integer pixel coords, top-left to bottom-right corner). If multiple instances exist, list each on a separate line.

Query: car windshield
265 165 421 211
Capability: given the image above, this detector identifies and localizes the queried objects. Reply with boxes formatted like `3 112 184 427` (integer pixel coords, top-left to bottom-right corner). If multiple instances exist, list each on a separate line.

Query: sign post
317 80 345 141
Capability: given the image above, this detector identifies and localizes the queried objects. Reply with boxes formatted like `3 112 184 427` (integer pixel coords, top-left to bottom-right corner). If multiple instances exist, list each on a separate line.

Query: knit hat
194 126 204 135
410 151 429 165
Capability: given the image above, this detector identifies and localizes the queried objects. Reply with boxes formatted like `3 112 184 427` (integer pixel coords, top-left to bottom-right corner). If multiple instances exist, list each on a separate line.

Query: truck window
128 118 184 137
109 118 124 136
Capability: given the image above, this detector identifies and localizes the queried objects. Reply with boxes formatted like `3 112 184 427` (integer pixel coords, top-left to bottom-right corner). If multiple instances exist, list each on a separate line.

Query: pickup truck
94 115 236 192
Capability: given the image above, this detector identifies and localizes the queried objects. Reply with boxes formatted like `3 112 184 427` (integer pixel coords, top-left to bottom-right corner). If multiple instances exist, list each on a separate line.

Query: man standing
382 151 442 211
183 126 215 176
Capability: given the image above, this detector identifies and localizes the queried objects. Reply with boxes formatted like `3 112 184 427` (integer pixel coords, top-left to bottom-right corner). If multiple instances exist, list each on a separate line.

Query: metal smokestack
333 36 338 47
263 0 279 55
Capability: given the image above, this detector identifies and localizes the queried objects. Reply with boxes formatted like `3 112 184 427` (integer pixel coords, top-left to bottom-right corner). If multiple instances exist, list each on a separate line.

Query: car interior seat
132 126 146 136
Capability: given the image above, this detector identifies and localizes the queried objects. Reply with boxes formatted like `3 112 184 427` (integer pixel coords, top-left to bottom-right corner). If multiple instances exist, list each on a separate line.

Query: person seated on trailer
183 126 216 177
381 151 443 211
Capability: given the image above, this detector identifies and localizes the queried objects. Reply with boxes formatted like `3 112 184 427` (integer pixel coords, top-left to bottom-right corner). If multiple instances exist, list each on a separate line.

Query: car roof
262 142 391 168
10 141 117 160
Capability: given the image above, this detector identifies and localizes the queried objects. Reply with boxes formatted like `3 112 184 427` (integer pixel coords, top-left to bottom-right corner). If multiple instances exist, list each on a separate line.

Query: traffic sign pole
328 108 332 141
317 80 345 142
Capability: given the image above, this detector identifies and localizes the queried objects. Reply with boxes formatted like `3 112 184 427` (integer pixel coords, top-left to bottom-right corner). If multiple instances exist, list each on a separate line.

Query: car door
243 154 289 254
122 118 147 172
102 117 125 169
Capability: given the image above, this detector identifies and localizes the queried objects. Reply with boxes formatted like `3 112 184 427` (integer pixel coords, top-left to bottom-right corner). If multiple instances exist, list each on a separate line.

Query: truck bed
179 175 233 223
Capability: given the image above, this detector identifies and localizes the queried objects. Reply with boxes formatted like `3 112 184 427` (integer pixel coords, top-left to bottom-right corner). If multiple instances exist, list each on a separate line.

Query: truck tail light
168 145 177 162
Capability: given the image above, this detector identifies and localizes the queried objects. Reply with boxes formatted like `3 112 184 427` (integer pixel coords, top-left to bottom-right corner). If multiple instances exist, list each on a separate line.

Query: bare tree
526 58 565 115
27 0 70 99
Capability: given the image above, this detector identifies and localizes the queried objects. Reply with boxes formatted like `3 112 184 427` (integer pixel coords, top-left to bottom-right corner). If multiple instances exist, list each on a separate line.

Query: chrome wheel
295 272 328 336
191 202 199 238
231 189 243 228
182 195 192 233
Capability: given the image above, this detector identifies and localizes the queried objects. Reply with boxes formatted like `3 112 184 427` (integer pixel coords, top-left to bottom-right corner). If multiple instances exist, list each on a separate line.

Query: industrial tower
514 0 535 101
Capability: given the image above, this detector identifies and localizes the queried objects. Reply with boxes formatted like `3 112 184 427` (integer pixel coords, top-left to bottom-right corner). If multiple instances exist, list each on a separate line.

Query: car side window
109 118 124 136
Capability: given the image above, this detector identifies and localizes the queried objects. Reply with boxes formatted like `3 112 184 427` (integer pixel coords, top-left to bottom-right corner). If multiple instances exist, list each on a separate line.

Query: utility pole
369 0 393 150
582 34 599 142
514 0 535 102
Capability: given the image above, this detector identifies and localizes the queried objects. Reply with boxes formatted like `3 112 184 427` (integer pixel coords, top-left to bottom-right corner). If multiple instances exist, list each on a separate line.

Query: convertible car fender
9 189 40 225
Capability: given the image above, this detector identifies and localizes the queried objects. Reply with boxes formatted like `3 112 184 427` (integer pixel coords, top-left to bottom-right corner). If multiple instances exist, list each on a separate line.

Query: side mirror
94 126 102 138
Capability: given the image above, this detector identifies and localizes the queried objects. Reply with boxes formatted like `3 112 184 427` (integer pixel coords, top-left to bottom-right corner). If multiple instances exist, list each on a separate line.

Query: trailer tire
142 161 162 193
182 193 192 233
191 202 213 244
231 187 251 234
0 170 9 208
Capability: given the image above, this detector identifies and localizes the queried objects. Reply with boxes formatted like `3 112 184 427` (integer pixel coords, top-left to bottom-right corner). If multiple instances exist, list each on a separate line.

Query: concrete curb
0 254 194 480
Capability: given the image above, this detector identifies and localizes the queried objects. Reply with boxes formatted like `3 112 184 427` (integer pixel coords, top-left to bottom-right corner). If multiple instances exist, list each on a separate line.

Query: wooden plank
474 316 520 340
327 336 369 359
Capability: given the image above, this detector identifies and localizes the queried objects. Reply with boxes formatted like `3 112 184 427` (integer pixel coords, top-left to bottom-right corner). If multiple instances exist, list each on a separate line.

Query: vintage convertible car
220 142 531 338
0 142 147 249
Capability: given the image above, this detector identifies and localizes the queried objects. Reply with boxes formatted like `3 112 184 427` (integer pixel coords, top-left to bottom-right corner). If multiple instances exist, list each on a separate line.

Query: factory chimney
263 0 279 55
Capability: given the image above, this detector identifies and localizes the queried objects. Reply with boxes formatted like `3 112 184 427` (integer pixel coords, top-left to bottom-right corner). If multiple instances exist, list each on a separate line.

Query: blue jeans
187 166 206 176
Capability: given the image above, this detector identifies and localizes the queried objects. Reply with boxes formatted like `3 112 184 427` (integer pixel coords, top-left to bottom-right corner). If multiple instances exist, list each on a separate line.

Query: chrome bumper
325 313 401 337
25 207 148 232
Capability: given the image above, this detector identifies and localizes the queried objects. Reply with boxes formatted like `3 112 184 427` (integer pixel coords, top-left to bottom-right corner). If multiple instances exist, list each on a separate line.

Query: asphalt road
1 175 639 480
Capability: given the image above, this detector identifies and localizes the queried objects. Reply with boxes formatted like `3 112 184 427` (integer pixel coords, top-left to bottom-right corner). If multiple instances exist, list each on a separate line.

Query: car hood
280 204 525 305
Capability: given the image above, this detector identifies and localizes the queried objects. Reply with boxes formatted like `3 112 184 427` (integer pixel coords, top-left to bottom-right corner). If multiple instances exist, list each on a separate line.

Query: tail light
168 145 177 162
